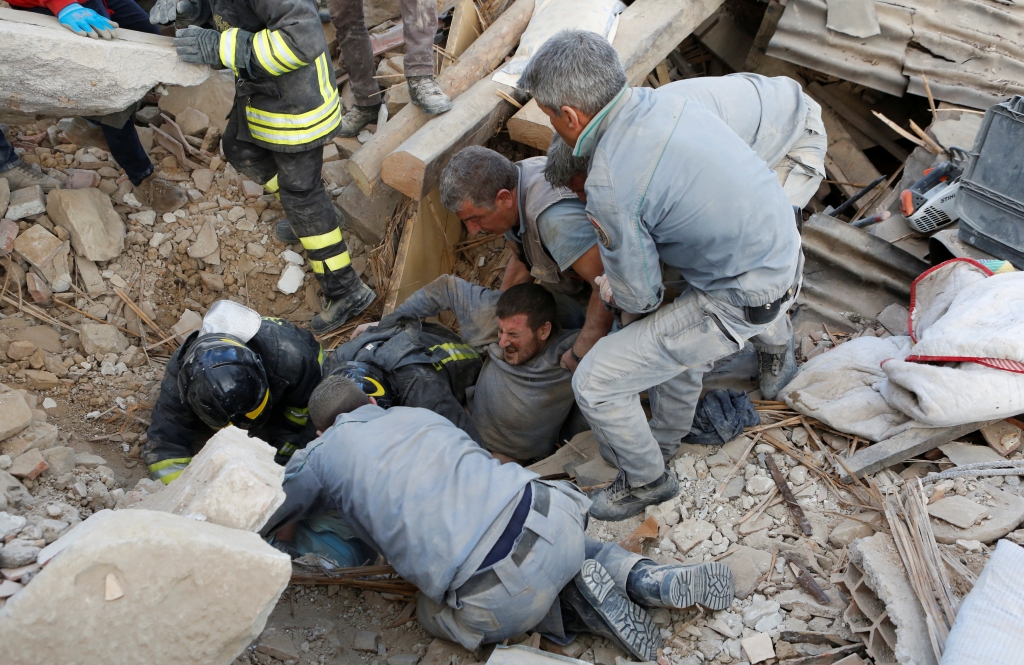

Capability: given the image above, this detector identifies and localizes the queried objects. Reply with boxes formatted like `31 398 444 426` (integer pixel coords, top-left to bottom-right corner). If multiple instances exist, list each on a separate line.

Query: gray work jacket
262 404 537 602
573 86 802 313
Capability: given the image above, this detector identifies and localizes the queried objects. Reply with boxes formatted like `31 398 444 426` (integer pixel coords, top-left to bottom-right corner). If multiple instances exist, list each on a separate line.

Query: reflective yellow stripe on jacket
219 28 241 76
252 28 307 76
148 457 193 484
245 53 341 146
430 343 480 370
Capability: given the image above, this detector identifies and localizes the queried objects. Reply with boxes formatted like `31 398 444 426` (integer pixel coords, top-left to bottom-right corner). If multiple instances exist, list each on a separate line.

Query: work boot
1 162 62 193
626 559 734 611
407 76 452 115
311 281 377 336
134 172 188 214
337 104 381 138
275 219 300 245
561 560 661 662
588 470 679 522
756 338 798 400
62 117 110 151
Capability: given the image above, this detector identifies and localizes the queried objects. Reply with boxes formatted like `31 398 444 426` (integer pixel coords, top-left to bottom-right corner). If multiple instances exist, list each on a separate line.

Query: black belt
744 283 797 325
458 482 550 598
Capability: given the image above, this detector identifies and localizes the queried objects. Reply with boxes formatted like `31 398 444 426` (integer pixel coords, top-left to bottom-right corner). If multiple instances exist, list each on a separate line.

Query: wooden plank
384 187 463 310
839 421 998 481
442 0 482 73
506 99 553 150
808 82 910 162
744 0 786 71
347 0 535 196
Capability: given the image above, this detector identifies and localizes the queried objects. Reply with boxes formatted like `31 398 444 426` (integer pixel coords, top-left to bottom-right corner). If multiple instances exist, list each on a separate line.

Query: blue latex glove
174 26 222 66
57 3 117 39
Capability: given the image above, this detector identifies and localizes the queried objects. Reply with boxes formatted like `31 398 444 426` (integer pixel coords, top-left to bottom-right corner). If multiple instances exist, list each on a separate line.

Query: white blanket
783 259 1024 440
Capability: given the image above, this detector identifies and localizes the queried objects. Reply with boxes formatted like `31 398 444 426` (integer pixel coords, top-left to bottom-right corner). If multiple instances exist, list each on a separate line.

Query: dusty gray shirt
394 275 580 460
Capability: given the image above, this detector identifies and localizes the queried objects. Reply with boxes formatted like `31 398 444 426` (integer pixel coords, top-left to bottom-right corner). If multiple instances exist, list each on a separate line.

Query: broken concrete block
277 264 305 294
844 533 936 665
670 518 715 554
8 448 47 479
982 421 1024 457
46 188 125 261
939 441 1005 466
256 634 300 661
1 422 60 458
0 509 291 665
79 323 129 357
24 369 60 391
335 181 402 246
323 160 354 189
132 426 285 532
354 630 381 651
42 446 76 478
720 545 773 599
188 219 219 259
0 219 17 254
928 496 990 529
931 484 1024 545
385 83 411 116
159 69 234 133
0 392 32 441
64 169 102 189
829 515 880 548
192 168 214 193
176 107 211 137
876 303 910 337
76 257 106 296
75 452 107 469
0 8 208 117
6 340 35 361
333 136 362 159
25 272 51 304
741 632 775 664
12 325 61 353
240 180 263 198
0 511 27 539
6 186 46 221
0 539 41 568
172 308 203 343
13 224 71 291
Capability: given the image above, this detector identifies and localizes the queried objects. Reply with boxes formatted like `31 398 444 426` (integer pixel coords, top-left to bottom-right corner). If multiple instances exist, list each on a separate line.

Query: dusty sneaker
568 559 661 662
407 76 451 115
275 218 300 245
311 281 376 336
588 470 679 522
626 559 734 611
337 104 381 138
134 173 187 214
62 117 110 151
756 338 797 400
2 162 62 192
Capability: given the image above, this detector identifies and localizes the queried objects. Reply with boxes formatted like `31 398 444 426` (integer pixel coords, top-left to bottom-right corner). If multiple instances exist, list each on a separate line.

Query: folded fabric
683 388 760 445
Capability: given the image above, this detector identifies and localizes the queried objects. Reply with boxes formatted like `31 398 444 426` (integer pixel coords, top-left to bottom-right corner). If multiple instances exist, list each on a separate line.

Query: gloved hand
594 274 616 307
150 0 208 26
57 3 117 39
174 25 222 66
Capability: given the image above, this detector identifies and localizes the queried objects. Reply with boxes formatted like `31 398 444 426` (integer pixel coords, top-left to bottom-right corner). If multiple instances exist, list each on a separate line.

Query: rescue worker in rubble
439 146 613 374
326 0 452 138
157 0 375 335
356 279 584 463
543 72 828 209
261 375 735 660
518 31 804 520
8 0 189 213
322 312 485 445
144 301 324 483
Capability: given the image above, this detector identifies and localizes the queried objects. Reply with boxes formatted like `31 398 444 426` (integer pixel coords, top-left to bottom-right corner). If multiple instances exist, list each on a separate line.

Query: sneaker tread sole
667 561 734 611
576 560 662 662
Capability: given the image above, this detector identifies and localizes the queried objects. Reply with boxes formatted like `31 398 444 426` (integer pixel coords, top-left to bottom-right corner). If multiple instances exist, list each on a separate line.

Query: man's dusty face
497 313 552 365
456 192 518 237
567 174 587 203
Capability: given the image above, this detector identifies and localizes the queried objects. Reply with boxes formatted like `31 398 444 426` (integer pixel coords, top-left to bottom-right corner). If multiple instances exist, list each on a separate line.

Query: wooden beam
347 0 535 196
744 0 786 71
441 0 482 73
506 0 724 150
382 78 522 199
839 421 997 481
808 82 910 162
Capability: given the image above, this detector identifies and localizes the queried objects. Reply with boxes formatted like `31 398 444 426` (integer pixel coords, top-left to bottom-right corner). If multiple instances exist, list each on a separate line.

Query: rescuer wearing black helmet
323 312 485 445
144 301 325 483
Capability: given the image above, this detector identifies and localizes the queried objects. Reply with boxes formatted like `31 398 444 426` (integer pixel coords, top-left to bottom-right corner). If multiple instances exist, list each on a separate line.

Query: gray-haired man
440 146 614 372
262 375 734 659
519 31 803 521
546 73 827 208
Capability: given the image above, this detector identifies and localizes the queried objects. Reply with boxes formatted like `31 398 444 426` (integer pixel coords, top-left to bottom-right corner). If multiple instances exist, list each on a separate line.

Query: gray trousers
328 0 437 106
573 287 795 487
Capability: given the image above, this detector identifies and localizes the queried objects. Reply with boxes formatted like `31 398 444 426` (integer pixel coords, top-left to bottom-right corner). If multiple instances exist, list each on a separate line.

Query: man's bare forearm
572 290 614 358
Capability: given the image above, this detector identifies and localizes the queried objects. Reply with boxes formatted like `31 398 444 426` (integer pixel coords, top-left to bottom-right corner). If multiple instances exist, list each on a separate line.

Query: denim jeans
17 0 157 184
0 130 18 173
573 287 795 486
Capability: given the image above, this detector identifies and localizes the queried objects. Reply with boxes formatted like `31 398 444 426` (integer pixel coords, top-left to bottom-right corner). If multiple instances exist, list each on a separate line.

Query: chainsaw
899 146 970 233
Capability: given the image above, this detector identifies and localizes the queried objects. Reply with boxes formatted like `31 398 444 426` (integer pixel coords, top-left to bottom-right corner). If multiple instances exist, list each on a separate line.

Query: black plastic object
957 95 1024 267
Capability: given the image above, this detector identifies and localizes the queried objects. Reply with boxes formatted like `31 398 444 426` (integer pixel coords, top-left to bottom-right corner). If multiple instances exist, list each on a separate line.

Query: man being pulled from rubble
159 0 375 335
518 31 803 520
144 300 325 483
543 72 827 210
356 278 581 463
260 374 735 660
326 0 452 138
8 0 189 213
322 310 485 444
439 146 614 373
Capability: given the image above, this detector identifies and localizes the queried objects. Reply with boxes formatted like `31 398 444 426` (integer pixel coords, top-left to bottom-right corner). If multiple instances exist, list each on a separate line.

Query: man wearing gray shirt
261 375 734 659
519 31 803 520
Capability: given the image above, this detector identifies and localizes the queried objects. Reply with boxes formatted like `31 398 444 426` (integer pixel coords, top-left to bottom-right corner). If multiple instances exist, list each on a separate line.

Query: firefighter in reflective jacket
143 317 325 483
163 0 375 334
